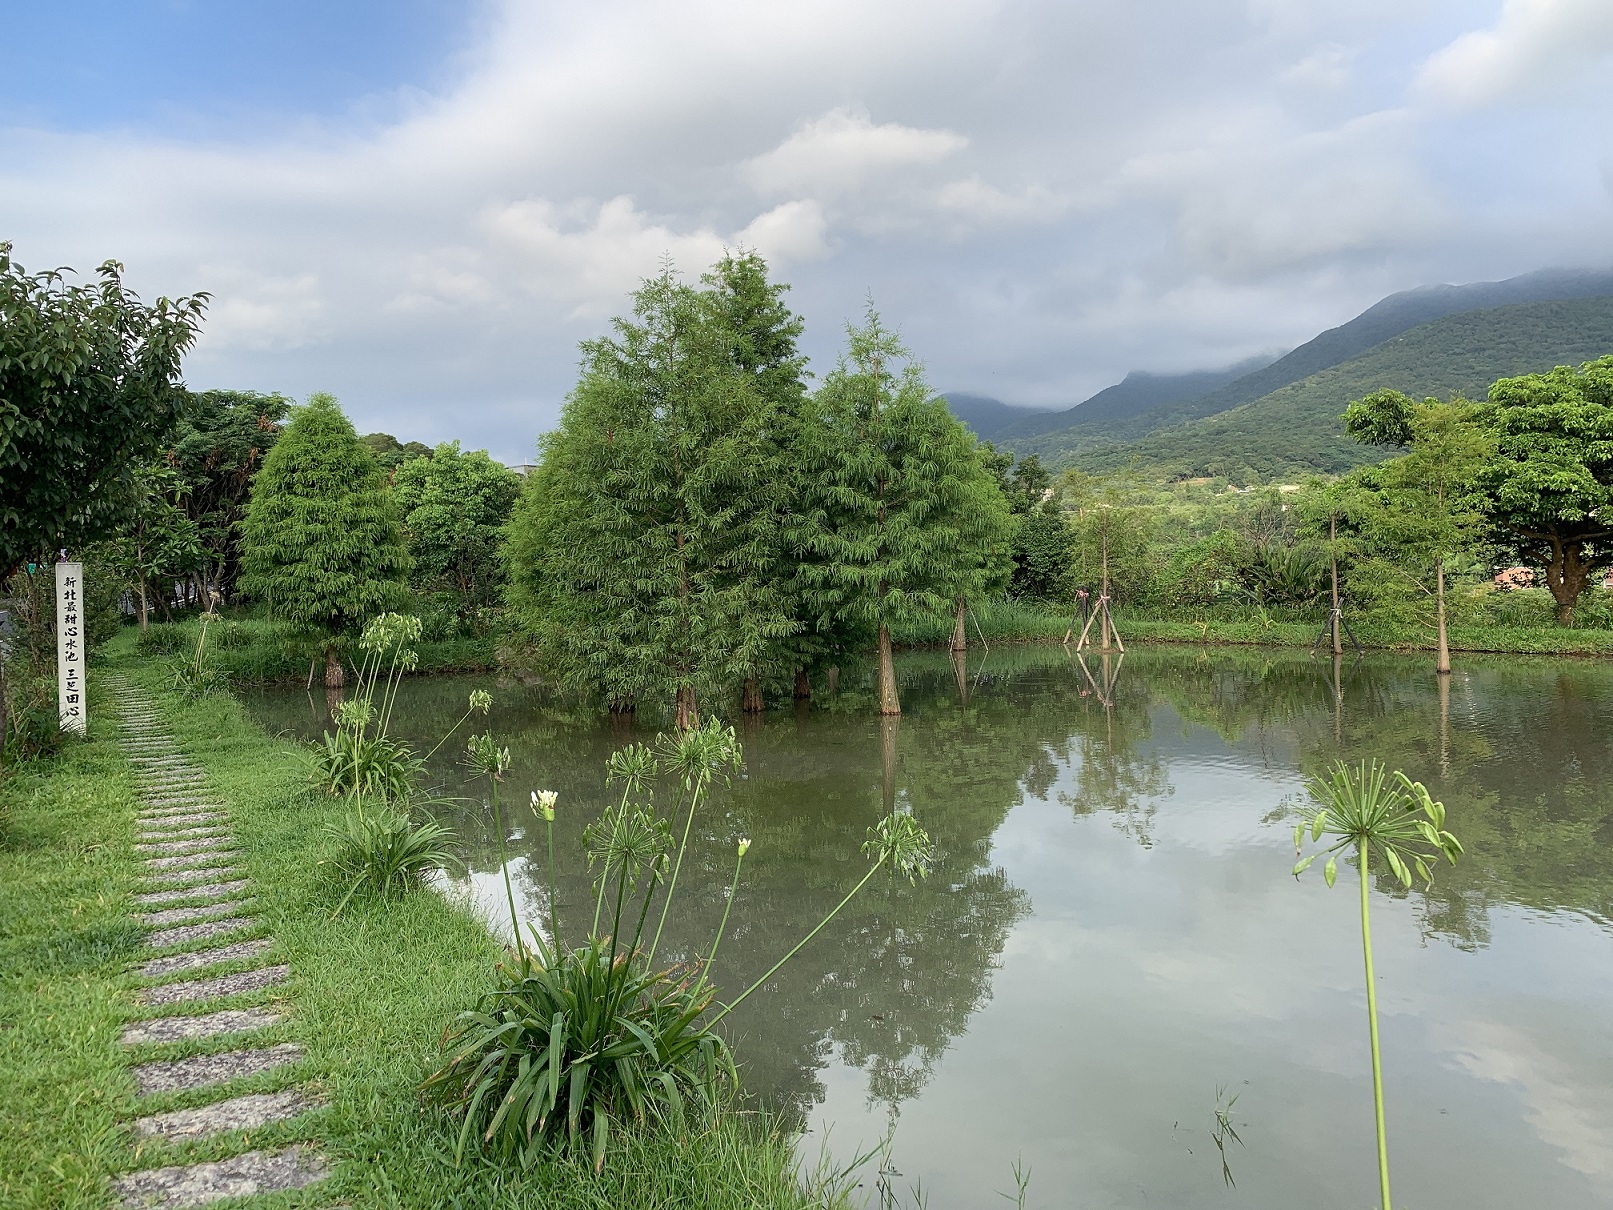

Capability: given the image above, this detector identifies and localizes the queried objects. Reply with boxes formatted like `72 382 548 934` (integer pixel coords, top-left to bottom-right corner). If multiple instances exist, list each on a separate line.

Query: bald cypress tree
505 266 797 725
799 309 1012 715
238 393 410 686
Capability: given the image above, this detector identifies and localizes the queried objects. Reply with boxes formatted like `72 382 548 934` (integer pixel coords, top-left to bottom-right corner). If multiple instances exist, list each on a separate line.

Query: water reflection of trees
240 646 1613 1116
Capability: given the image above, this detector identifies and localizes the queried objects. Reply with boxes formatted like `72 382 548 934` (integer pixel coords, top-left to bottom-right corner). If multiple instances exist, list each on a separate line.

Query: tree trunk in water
881 714 900 816
877 624 901 716
675 686 698 731
323 644 344 689
950 598 968 653
794 667 811 700
952 648 969 706
1435 559 1450 675
742 676 764 714
826 665 839 694
1438 670 1451 778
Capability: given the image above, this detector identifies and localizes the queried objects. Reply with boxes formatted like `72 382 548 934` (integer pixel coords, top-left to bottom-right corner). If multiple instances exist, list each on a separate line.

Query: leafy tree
0 241 206 577
238 393 411 686
393 441 521 631
1011 503 1074 601
161 389 290 601
362 431 434 474
1345 390 1493 668
1475 357 1613 625
798 309 1005 714
106 464 202 630
505 267 795 726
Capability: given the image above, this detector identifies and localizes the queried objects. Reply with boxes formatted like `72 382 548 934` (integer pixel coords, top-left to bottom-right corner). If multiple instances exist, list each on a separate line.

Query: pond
242 644 1613 1209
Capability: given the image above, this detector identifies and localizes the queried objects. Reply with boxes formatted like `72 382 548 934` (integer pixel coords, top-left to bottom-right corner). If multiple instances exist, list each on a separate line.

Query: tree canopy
161 388 291 600
238 393 410 683
394 441 521 628
0 242 207 575
797 308 1011 713
1477 357 1613 625
505 264 797 724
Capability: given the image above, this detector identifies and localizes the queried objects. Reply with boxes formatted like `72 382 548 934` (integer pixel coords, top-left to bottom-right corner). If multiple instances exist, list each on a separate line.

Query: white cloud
1279 43 1355 91
1 0 1608 457
741 107 966 197
1416 0 1613 110
935 177 1066 226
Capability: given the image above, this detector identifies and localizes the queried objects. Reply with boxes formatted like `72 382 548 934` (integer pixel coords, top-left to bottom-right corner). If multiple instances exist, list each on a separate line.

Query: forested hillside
999 267 1613 465
1058 295 1613 482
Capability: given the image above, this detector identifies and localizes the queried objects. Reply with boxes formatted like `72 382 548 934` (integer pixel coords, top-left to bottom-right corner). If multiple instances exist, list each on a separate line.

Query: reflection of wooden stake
1075 649 1125 709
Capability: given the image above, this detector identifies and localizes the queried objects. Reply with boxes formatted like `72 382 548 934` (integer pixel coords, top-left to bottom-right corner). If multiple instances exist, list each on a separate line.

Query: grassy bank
131 614 498 683
0 644 848 1210
888 599 1613 657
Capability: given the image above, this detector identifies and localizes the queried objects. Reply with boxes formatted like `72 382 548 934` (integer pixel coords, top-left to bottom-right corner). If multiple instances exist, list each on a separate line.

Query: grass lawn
0 640 849 1210
891 599 1613 657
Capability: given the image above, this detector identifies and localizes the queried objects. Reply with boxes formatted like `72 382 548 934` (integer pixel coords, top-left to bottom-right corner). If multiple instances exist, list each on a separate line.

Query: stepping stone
134 880 252 907
138 938 273 979
140 803 219 816
132 1042 303 1095
137 963 288 1006
146 850 241 872
111 1144 327 1208
121 1007 282 1046
132 1089 320 1142
137 836 234 856
146 917 258 950
142 864 244 888
137 822 228 840
139 899 254 927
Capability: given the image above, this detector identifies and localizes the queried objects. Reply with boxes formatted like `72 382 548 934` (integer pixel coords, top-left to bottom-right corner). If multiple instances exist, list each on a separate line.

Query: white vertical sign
56 561 86 734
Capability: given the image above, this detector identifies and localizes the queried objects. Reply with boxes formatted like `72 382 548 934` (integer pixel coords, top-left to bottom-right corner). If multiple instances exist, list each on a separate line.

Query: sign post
56 560 86 734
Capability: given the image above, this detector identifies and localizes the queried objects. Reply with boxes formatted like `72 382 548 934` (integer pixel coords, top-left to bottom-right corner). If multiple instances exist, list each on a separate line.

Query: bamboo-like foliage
1291 758 1462 1210
422 720 935 1169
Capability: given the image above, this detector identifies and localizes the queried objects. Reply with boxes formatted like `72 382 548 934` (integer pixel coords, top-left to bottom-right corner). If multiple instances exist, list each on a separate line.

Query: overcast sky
4 0 1611 462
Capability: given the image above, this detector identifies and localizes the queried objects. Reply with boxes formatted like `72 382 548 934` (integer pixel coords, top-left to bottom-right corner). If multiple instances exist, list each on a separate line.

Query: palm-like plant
1291 759 1462 1210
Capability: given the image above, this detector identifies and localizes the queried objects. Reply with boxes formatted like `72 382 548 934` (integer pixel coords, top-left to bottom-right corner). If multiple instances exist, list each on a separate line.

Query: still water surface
243 646 1613 1209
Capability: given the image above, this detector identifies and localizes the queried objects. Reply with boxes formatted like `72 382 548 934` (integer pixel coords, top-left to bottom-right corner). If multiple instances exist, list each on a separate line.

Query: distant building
507 463 538 477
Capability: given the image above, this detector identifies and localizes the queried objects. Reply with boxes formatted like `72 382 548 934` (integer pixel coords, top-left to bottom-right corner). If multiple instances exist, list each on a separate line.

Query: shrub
311 728 423 801
325 805 457 916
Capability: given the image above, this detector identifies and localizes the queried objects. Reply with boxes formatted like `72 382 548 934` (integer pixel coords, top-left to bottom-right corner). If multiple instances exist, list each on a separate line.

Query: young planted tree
1345 390 1493 671
798 308 1007 713
505 266 796 726
238 393 411 687
1292 760 1462 1210
1476 357 1613 626
393 441 521 631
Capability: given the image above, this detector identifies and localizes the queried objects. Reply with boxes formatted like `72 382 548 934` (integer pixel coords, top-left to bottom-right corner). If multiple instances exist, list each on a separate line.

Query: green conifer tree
505 266 796 726
800 307 1010 714
238 393 410 686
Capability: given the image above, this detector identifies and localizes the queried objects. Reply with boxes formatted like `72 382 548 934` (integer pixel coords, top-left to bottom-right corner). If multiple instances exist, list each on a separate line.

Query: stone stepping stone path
105 679 328 1208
